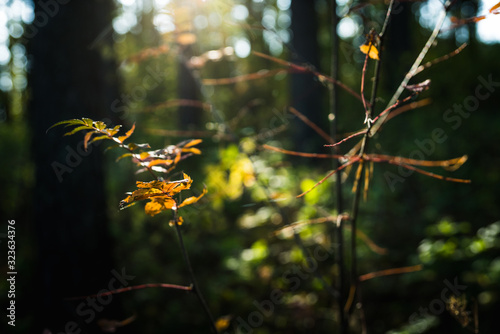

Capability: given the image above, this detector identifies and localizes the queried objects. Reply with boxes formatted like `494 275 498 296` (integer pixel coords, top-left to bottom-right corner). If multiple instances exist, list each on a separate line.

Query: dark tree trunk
27 1 120 333
290 0 326 152
178 45 202 129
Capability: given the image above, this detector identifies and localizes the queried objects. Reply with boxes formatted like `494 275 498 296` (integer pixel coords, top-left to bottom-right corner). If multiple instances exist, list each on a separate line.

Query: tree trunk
27 1 120 332
178 45 202 129
290 0 326 152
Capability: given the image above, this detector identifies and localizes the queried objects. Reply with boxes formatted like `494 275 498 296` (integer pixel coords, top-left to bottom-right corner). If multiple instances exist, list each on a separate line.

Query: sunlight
234 37 251 58
152 12 175 34
477 0 500 43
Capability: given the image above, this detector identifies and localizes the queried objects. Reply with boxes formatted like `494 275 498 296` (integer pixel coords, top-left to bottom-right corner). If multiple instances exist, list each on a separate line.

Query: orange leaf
182 147 202 155
147 159 174 167
183 139 202 148
490 1 500 13
118 123 135 143
145 197 176 216
83 131 93 151
215 316 232 332
169 216 184 226
360 42 379 60
120 176 194 214
178 188 207 208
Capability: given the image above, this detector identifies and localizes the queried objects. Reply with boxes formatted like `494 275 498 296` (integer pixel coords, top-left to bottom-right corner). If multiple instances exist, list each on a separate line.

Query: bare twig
369 0 453 137
289 107 335 144
65 283 193 301
359 264 423 281
414 43 467 75
173 215 218 333
253 51 363 102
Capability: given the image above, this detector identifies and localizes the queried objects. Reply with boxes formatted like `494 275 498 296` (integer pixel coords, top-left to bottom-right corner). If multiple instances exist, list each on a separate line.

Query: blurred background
0 0 499 333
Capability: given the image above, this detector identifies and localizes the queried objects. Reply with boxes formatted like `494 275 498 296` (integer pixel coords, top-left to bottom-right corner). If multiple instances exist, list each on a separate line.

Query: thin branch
324 129 367 148
253 51 363 102
371 153 468 168
144 99 211 113
272 216 388 255
297 158 360 198
361 50 372 123
65 283 193 301
146 128 222 138
414 43 467 75
289 107 335 144
385 98 432 122
173 216 218 333
262 144 347 159
203 69 287 85
369 0 453 137
347 3 396 330
384 161 471 183
359 264 423 282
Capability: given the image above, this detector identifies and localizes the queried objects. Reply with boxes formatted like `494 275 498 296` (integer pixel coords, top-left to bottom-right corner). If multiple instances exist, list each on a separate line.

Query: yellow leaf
360 42 379 60
182 147 202 155
145 198 176 216
120 176 195 215
183 139 202 148
179 188 207 208
147 159 174 167
215 315 232 332
169 216 184 226
118 123 135 143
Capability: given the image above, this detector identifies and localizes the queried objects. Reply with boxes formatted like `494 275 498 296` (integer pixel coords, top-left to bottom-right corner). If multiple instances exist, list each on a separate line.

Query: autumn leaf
145 197 177 216
63 125 92 136
88 135 110 146
179 188 207 208
183 138 203 148
106 125 122 137
116 153 133 161
83 131 93 151
147 159 174 168
97 314 136 333
360 42 379 60
93 121 107 131
169 216 184 226
118 123 135 143
490 1 500 14
215 315 232 332
359 29 380 60
120 174 196 216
